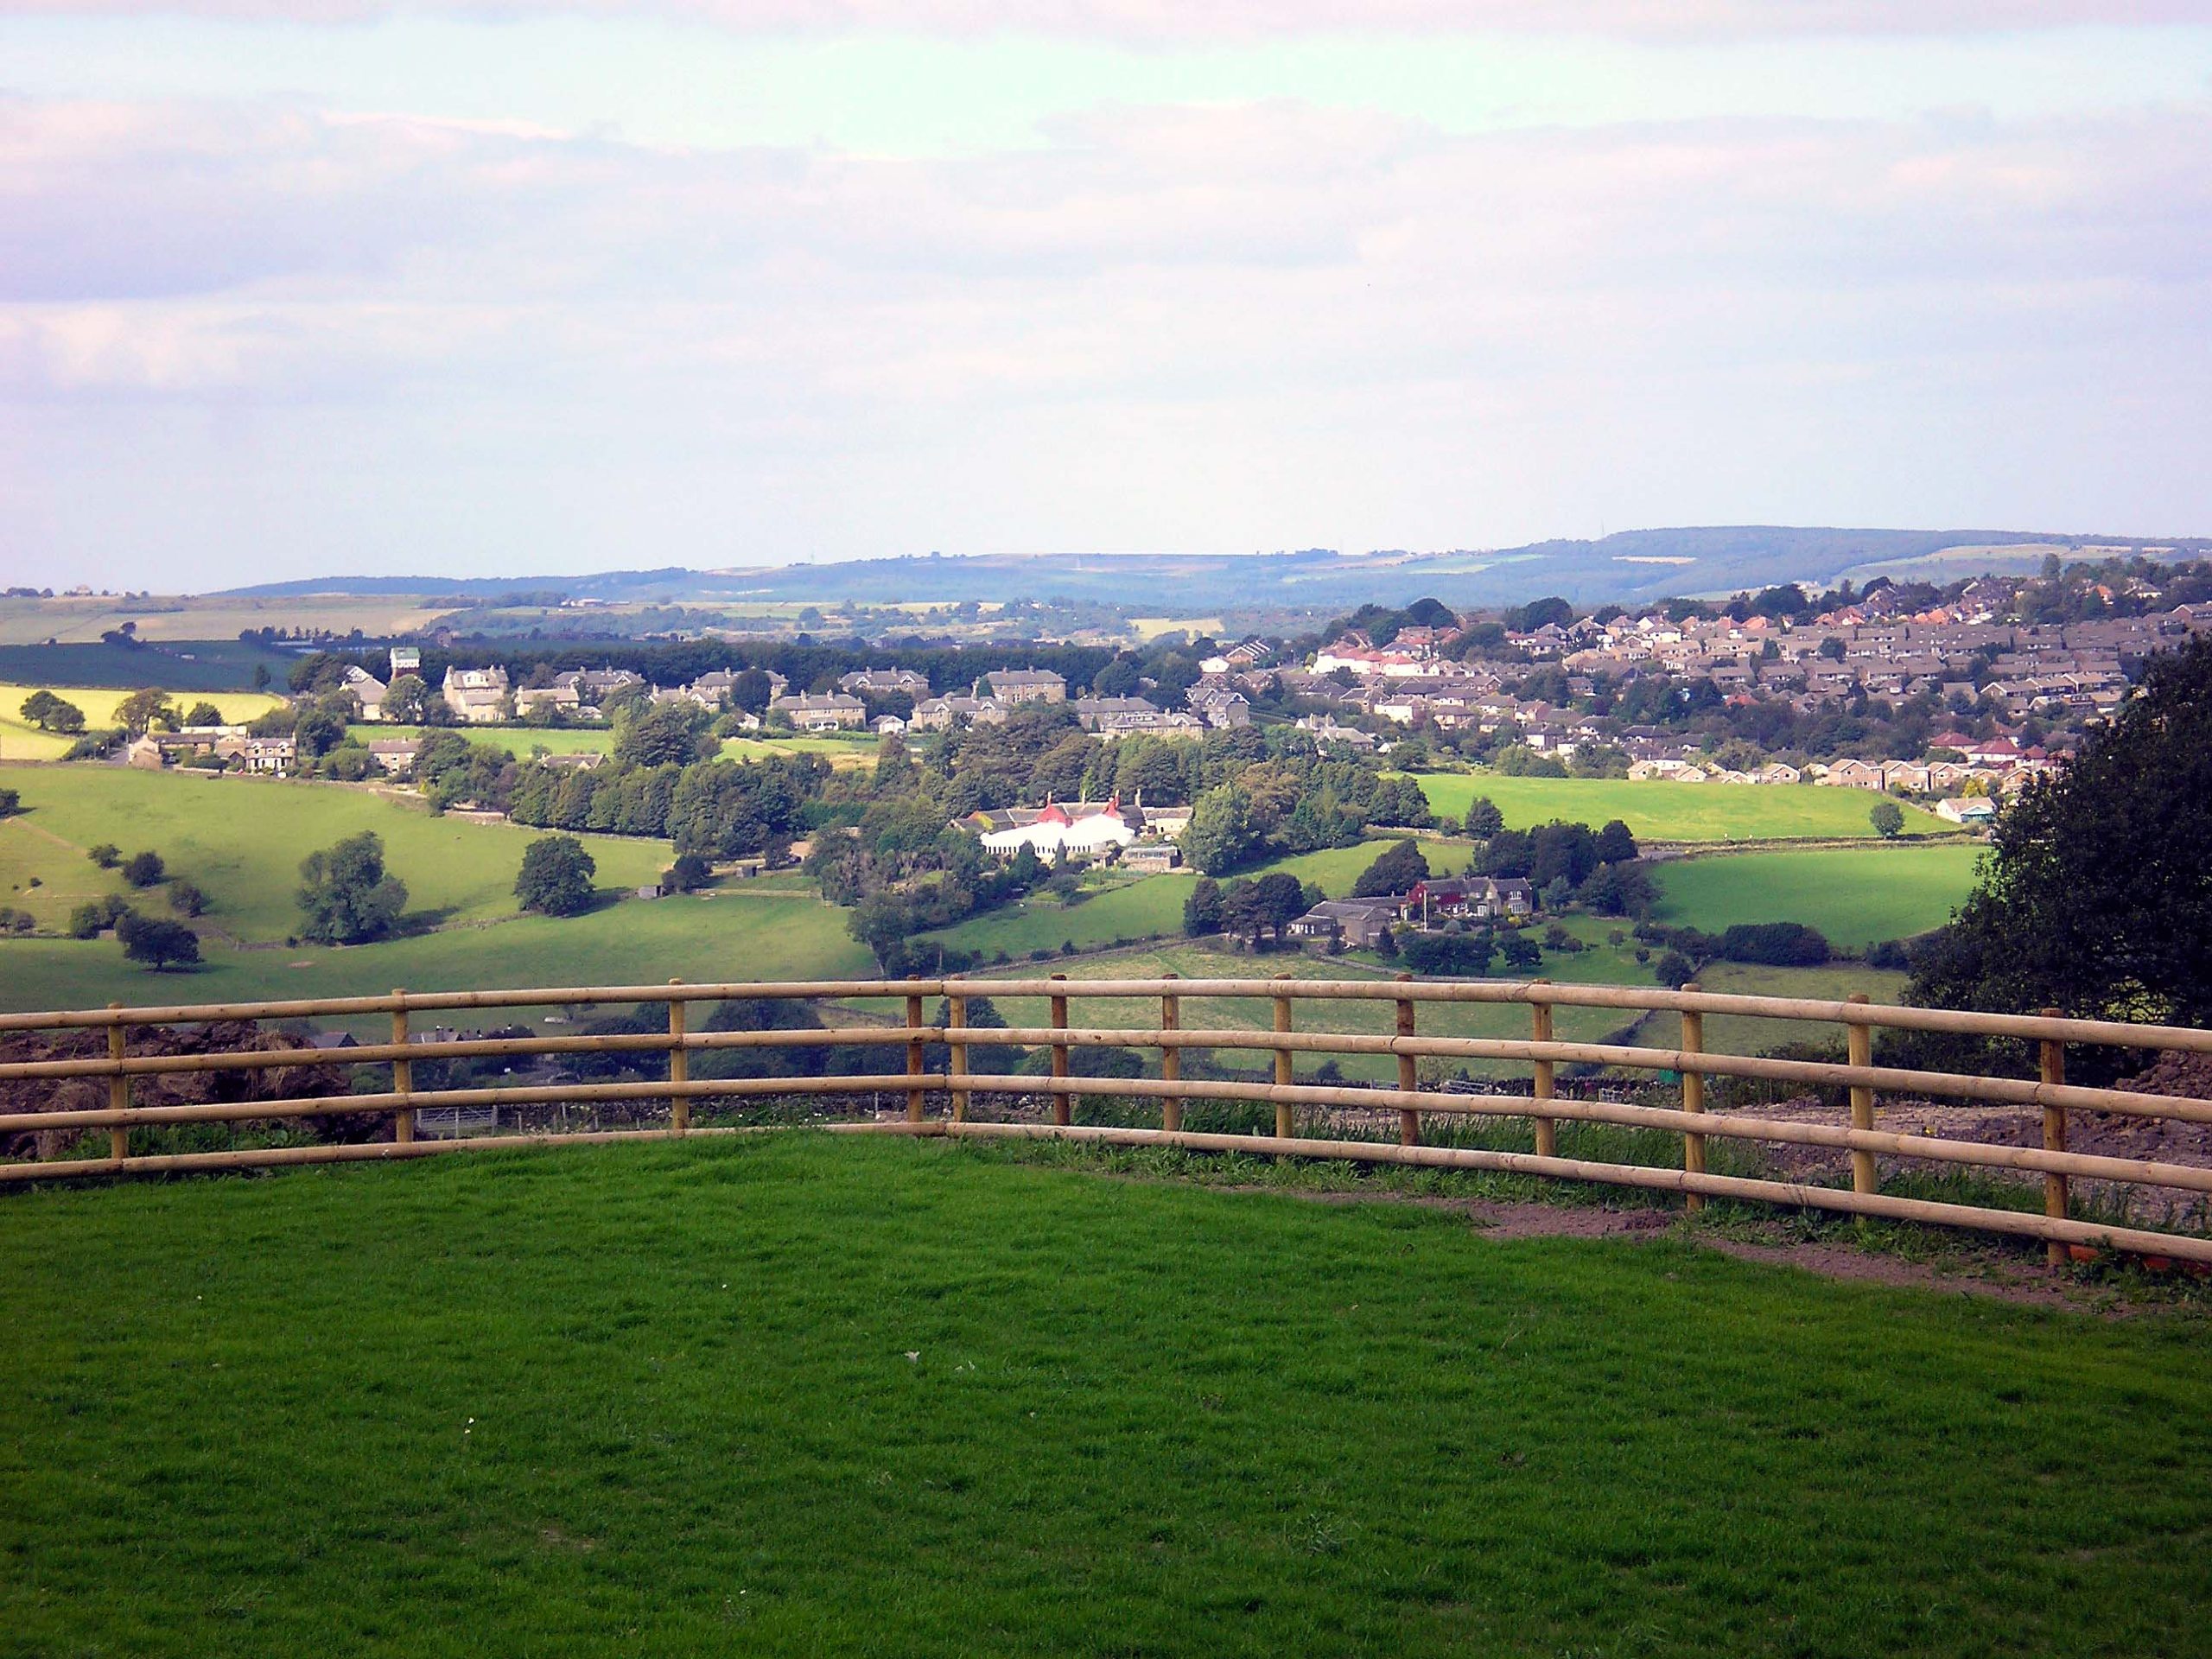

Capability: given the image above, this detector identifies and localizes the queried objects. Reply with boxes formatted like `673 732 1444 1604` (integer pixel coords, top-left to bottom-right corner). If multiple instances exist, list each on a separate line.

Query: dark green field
3 1136 2208 1657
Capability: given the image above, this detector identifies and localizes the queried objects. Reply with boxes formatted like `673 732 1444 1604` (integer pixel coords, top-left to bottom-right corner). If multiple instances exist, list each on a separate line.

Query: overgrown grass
3 1135 2208 1657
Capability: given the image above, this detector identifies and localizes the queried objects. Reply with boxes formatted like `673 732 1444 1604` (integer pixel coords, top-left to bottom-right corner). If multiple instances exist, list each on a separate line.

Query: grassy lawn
1 683 288 761
721 734 880 770
1652 843 1981 948
3 1135 2208 1657
1413 772 1952 842
0 764 669 944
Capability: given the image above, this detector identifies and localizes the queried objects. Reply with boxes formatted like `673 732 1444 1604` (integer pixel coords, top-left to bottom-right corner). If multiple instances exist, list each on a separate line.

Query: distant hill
218 526 2209 614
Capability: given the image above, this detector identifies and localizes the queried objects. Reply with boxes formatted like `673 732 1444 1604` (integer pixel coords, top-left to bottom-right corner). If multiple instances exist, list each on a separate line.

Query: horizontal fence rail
3 976 2209 1268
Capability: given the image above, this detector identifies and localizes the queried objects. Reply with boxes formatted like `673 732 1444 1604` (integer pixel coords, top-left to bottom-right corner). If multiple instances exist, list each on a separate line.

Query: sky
3 3 2209 590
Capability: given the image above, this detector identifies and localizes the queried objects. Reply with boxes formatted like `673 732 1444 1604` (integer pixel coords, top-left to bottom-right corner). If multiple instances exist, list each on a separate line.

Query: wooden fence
3 974 2210 1268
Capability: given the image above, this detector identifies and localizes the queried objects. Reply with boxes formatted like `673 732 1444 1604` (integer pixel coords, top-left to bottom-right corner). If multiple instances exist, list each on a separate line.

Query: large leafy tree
1352 838 1429 898
515 835 599 917
297 831 409 944
1180 785 1262 875
1910 636 2212 1027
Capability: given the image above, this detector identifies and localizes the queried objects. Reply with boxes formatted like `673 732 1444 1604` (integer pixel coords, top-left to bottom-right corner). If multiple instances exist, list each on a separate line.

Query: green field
921 840 1481 959
973 941 1649 1083
346 723 617 757
721 733 879 770
2 682 288 761
0 887 871 1016
1652 844 1981 948
0 765 669 943
1413 772 1952 842
1620 960 1914 1057
4 1135 2208 1656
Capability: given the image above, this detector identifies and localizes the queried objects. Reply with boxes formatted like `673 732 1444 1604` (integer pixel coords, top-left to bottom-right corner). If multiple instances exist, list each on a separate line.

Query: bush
168 880 209 918
664 851 713 893
0 786 18 817
1865 938 1913 971
0 906 34 934
68 895 134 939
1653 950 1697 988
122 850 167 888
88 843 120 869
1718 921 1831 967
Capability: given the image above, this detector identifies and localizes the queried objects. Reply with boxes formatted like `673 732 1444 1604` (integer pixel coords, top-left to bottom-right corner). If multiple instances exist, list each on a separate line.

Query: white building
978 799 1140 859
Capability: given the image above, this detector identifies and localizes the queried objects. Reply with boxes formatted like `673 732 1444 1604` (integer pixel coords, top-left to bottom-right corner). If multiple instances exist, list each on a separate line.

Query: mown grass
1651 843 1981 948
1413 772 1953 841
3 1135 2208 1658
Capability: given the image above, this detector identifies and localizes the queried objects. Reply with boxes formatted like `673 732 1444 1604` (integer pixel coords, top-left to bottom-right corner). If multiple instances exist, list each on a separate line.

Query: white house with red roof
977 798 1141 859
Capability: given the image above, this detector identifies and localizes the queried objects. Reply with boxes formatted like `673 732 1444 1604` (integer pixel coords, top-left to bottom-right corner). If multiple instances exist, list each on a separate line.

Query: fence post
1272 976 1295 1141
2040 1008 2069 1271
106 1003 128 1165
948 993 969 1124
1531 979 1556 1158
391 989 414 1145
1395 972 1419 1147
667 979 689 1134
1048 974 1071 1127
1159 973 1182 1133
1680 985 1706 1213
906 992 926 1124
1847 991 1874 1199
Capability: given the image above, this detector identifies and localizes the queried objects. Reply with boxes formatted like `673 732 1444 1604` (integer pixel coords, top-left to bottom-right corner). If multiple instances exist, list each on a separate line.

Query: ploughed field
3 1135 2207 1657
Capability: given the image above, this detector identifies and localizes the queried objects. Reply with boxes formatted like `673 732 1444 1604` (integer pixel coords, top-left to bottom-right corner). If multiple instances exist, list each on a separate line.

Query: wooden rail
3 976 2209 1268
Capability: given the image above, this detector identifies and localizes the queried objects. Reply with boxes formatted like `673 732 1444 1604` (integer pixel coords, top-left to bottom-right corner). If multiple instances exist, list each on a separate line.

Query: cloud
3 89 2207 577
5 0 2208 37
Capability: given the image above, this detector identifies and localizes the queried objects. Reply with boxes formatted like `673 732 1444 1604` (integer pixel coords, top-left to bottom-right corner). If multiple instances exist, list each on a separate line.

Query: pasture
971 941 1648 1083
0 763 667 941
922 839 1482 959
0 594 450 646
3 1135 2207 1657
346 724 617 757
1 683 288 761
1413 772 1951 842
1651 843 1980 948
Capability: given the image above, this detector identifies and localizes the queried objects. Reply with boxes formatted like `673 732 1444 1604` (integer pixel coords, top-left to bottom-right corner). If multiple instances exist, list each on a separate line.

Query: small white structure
979 799 1138 860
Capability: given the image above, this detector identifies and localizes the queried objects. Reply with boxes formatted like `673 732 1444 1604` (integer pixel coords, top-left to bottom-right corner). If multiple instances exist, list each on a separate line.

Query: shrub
122 851 167 888
1718 922 1831 967
168 880 209 918
88 843 120 869
0 787 18 818
1653 950 1697 988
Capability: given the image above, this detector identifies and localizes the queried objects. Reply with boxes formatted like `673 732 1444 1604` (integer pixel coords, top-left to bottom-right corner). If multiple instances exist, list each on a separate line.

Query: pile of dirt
2 1021 362 1160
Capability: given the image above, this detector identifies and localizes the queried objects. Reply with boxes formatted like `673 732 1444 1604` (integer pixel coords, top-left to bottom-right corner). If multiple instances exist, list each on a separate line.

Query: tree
664 851 713 893
514 835 598 917
1652 949 1696 988
0 787 17 817
68 895 133 938
614 703 715 769
183 701 224 728
20 690 86 734
121 850 166 888
1180 785 1262 875
88 843 120 868
1910 635 2212 1030
1182 875 1225 937
117 913 200 971
1460 796 1505 838
1594 819 1639 863
384 674 429 723
1869 799 1904 839
115 688 180 734
1352 838 1429 898
293 708 346 760
1578 861 1656 918
297 831 409 944
1249 872 1309 943
1499 931 1542 971
168 879 208 917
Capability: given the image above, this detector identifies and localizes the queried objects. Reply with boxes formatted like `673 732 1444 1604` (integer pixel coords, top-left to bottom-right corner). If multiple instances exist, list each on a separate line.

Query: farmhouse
365 737 422 775
1402 876 1532 925
342 665 389 721
1285 898 1401 950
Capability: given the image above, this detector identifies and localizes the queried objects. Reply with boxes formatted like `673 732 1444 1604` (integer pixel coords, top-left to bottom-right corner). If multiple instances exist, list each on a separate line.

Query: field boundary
4 975 2210 1268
